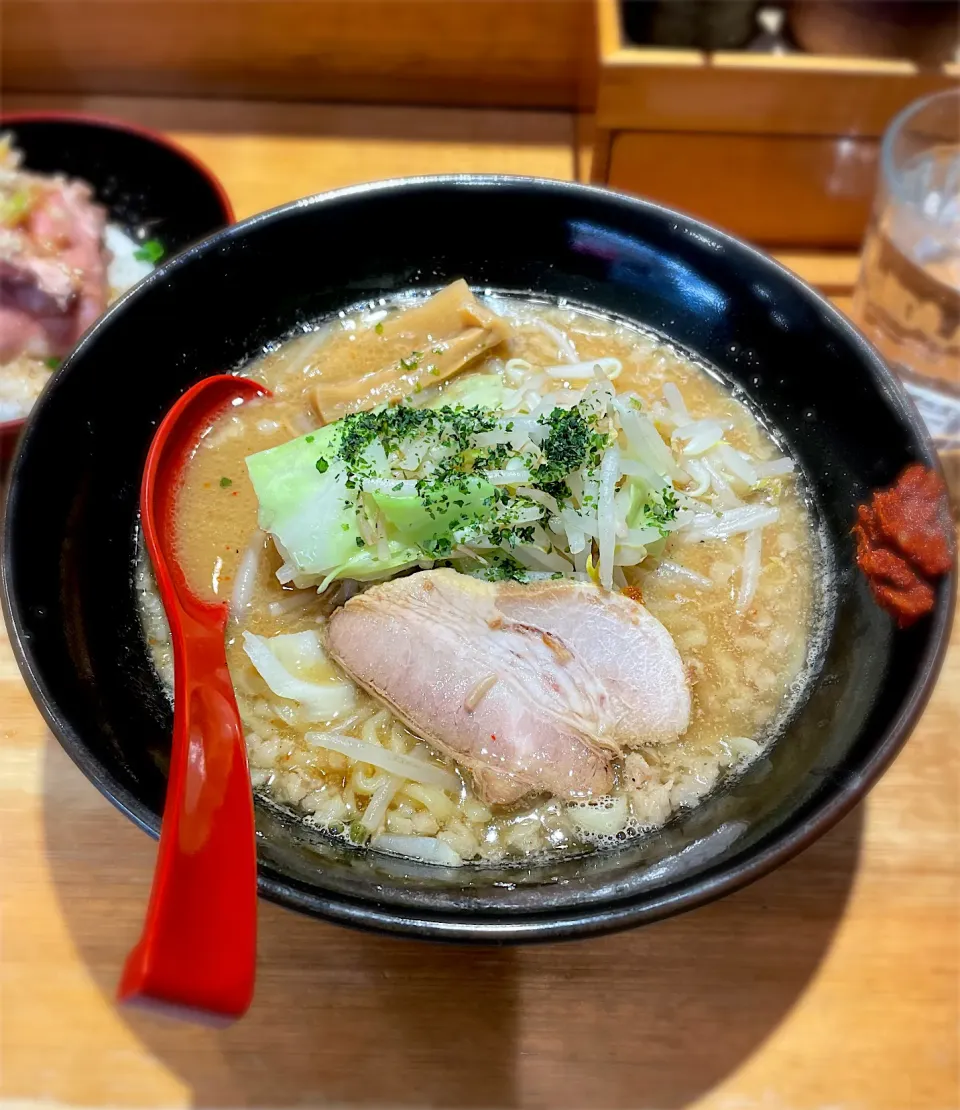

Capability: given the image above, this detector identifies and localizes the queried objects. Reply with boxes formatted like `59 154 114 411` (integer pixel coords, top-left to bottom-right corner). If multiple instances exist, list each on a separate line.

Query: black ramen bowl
0 112 233 464
3 177 954 942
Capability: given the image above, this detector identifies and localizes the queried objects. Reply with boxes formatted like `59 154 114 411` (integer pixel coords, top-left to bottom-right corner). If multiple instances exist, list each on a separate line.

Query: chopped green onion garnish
0 189 32 228
133 238 164 264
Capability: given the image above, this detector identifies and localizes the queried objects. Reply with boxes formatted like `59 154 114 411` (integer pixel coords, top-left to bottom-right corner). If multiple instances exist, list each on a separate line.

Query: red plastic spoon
118 374 270 1022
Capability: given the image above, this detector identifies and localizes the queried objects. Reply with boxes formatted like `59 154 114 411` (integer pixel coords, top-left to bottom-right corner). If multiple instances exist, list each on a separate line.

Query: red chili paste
853 464 954 628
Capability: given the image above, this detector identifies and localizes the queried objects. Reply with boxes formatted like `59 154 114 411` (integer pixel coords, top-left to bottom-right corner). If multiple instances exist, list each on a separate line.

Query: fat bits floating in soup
137 282 824 868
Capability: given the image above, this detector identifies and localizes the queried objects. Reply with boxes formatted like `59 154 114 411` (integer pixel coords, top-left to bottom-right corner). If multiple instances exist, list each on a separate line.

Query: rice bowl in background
0 112 232 462
0 137 160 422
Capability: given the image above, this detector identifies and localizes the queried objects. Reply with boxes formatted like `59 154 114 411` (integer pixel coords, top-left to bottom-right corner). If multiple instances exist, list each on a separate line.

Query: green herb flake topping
398 351 424 374
133 238 164 264
534 406 608 489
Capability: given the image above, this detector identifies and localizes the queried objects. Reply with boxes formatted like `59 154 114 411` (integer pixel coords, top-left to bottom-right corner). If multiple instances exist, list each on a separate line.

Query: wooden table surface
1 96 957 1110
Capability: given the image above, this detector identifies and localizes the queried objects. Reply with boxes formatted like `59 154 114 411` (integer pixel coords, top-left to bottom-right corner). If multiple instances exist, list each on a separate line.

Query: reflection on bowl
2 177 954 941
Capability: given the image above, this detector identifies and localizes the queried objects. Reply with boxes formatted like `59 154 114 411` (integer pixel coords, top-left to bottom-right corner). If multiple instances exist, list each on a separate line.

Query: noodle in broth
137 290 824 866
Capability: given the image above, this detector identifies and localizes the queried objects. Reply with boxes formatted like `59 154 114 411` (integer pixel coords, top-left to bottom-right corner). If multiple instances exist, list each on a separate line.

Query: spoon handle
118 605 257 1021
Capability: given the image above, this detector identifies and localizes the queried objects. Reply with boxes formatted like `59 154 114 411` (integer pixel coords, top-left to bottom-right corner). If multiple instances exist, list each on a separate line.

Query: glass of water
853 88 960 496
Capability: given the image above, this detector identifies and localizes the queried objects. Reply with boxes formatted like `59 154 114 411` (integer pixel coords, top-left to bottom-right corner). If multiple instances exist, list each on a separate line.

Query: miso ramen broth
137 286 824 866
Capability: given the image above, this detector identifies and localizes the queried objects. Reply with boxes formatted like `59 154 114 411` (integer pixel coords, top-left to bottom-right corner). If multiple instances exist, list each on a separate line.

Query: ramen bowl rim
3 173 954 942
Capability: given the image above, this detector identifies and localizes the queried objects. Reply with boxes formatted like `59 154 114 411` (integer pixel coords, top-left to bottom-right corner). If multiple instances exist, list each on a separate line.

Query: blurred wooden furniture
0 93 957 1110
0 0 595 109
4 0 959 249
592 0 960 246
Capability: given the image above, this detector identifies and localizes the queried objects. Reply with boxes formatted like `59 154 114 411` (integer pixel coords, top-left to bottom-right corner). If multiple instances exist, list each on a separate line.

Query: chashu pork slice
0 179 109 362
495 579 691 747
325 569 690 806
